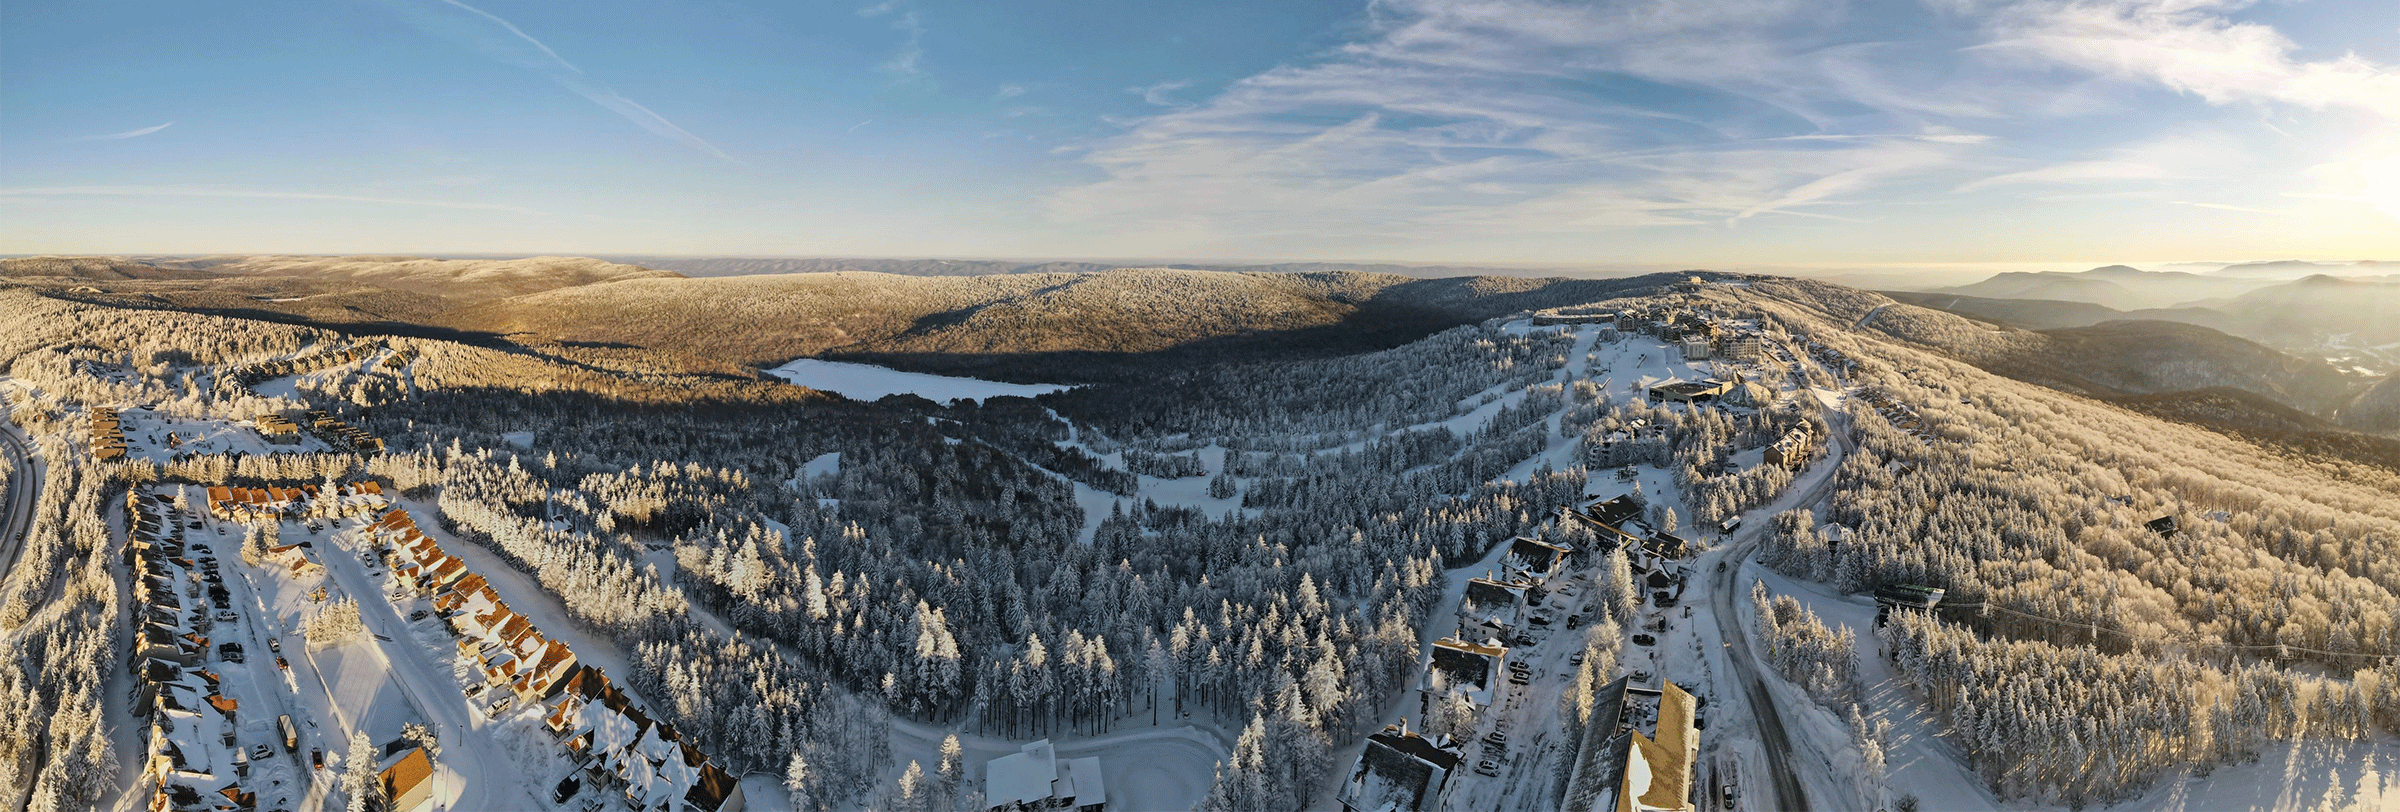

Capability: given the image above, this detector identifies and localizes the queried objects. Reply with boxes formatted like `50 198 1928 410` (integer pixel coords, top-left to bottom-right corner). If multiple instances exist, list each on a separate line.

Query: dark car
552 776 581 804
311 748 324 769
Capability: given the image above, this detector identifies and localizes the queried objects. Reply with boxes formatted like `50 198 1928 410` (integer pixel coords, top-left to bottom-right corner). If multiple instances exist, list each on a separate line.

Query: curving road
0 411 39 583
1709 392 1855 812
0 415 35 812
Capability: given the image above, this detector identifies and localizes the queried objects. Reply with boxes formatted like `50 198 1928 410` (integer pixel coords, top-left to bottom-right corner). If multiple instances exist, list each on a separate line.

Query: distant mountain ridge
1894 272 2400 382
600 255 1606 280
2207 259 2400 279
1933 264 2273 310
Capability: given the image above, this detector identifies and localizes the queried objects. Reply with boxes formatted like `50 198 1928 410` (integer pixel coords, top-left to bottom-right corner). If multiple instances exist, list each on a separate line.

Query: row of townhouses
364 508 747 812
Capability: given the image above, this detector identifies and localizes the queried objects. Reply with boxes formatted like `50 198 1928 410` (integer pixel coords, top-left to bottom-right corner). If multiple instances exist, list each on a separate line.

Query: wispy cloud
997 85 1025 99
382 0 734 161
72 122 174 142
1134 80 1191 107
1975 0 2400 120
1045 0 2400 255
0 185 548 215
1049 0 1994 253
2170 200 2272 213
1958 159 2173 192
860 0 927 83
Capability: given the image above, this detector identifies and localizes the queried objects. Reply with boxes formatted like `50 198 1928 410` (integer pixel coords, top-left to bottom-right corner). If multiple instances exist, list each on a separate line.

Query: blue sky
3 0 2397 268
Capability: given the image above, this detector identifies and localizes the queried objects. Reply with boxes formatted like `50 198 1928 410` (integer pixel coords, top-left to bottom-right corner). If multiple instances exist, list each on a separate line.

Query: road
0 412 38 812
0 411 39 582
1709 401 1856 812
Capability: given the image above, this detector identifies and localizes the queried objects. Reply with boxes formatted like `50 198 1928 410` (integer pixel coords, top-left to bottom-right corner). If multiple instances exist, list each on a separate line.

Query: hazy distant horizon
8 251 2394 290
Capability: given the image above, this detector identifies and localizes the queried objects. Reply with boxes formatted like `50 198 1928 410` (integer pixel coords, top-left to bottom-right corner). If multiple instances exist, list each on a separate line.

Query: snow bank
766 359 1072 404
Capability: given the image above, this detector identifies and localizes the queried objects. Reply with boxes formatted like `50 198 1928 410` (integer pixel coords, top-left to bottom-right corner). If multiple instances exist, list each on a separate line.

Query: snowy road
0 412 40 583
1709 407 1854 812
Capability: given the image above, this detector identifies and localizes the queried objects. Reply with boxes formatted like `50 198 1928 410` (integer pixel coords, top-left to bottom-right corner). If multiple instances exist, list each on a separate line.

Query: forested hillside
439 269 1655 381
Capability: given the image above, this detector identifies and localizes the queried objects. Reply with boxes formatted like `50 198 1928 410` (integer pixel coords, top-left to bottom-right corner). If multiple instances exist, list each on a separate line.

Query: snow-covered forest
6 271 2400 811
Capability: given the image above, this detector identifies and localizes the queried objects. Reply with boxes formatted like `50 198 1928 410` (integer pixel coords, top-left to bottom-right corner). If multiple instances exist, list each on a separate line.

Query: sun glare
2363 153 2400 221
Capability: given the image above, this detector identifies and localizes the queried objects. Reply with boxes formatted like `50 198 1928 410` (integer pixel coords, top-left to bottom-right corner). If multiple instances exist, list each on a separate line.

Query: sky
3 0 2398 269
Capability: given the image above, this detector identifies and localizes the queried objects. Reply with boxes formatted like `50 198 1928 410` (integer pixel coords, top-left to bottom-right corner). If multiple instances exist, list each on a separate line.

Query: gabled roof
379 747 433 802
686 763 742 812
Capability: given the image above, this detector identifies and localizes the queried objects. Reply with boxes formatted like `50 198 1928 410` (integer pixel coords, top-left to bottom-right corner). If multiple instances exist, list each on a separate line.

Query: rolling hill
0 256 220 281
436 268 1656 381
181 255 684 299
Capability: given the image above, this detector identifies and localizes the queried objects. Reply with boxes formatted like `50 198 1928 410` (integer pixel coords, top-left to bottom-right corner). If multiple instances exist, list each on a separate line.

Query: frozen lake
766 358 1073 403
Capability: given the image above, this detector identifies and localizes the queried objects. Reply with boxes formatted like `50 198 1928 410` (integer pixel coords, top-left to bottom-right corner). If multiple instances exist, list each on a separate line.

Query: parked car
1475 760 1500 777
311 748 324 769
1569 651 1585 666
1632 633 1656 646
267 637 280 653
215 610 237 623
252 744 273 761
1485 731 1508 745
553 776 581 804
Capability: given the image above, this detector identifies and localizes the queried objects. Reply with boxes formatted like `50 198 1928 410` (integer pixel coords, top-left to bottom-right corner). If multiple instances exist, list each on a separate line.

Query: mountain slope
2213 274 2400 350
2338 375 2400 434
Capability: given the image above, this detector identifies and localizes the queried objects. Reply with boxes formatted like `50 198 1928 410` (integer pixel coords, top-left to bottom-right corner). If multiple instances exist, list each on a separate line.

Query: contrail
72 122 174 141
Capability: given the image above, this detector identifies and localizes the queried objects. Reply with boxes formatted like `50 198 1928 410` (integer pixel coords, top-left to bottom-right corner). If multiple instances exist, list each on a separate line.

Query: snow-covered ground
114 407 334 464
765 359 1074 404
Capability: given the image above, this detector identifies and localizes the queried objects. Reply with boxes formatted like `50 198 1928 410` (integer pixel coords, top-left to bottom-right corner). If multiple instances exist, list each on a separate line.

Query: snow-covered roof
1060 756 1106 807
985 739 1062 806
